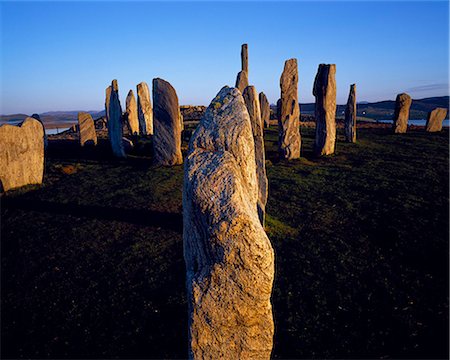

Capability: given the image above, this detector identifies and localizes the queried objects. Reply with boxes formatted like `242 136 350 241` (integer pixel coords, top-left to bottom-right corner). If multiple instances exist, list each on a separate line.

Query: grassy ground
1 126 448 359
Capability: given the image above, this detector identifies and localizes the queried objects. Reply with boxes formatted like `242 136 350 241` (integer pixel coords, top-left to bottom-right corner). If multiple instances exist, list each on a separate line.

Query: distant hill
300 96 449 120
1 96 448 127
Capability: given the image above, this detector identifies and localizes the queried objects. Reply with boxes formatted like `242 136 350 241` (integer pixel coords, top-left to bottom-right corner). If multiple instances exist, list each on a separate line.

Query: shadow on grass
4 197 182 233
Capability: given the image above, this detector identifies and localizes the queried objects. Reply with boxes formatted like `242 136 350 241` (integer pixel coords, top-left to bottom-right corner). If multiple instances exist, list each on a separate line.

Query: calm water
377 119 449 127
0 120 72 134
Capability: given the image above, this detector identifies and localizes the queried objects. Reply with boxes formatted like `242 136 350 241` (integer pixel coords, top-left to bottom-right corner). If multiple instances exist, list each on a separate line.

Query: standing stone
243 86 268 225
259 92 270 128
235 70 249 94
426 108 447 132
152 78 183 165
241 43 248 73
105 85 112 121
137 81 153 135
313 64 337 156
78 112 97 146
184 86 274 359
125 90 139 135
276 98 282 123
279 59 301 159
392 93 412 134
107 79 126 158
31 113 48 149
344 84 357 143
0 117 44 191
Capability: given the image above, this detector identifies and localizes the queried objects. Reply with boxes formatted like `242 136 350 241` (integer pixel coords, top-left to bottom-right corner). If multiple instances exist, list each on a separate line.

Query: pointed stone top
127 89 134 97
111 79 119 91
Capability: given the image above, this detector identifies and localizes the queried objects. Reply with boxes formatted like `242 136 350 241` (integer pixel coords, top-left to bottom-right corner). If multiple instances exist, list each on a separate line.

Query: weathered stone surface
137 82 153 135
107 79 126 158
0 117 44 191
183 86 274 360
392 93 412 134
235 70 249 94
313 64 337 156
152 78 183 165
77 112 97 146
259 92 270 128
241 43 248 73
105 86 112 121
344 84 357 143
279 59 301 159
243 86 268 225
31 113 48 149
125 90 139 136
425 107 447 132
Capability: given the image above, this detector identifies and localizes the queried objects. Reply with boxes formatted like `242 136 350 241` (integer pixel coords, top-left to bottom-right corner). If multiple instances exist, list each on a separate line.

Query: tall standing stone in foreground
137 82 153 135
259 92 271 128
313 64 337 156
31 113 48 149
0 118 44 191
279 58 301 159
392 93 412 134
243 86 268 225
152 78 183 165
344 84 357 143
125 90 139 135
107 79 126 158
235 70 249 94
241 43 248 73
78 112 97 146
184 86 274 359
426 108 447 132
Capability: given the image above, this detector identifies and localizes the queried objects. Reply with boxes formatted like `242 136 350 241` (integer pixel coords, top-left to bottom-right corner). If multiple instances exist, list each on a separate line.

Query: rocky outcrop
126 90 139 136
235 70 249 94
313 64 337 156
426 108 447 132
344 84 356 143
137 82 153 135
78 112 97 146
183 86 274 360
241 43 248 73
243 86 268 225
279 59 301 159
392 93 412 134
0 117 44 191
152 78 183 165
259 92 270 128
107 79 126 158
180 105 206 121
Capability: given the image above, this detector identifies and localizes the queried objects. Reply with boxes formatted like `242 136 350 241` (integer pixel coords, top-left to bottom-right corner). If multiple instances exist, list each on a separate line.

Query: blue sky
1 1 448 114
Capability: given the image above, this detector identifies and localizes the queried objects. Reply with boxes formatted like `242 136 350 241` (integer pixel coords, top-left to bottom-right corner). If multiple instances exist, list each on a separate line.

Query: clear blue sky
1 1 448 114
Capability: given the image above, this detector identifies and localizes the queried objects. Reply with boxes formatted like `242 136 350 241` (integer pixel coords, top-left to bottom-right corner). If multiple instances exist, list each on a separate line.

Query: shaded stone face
125 90 139 136
183 86 274 360
31 113 48 149
344 84 357 143
107 79 126 158
235 70 249 94
276 98 282 123
137 82 153 135
243 86 268 225
259 92 271 128
425 107 447 132
0 118 44 191
241 43 248 73
393 93 412 134
313 63 337 156
152 78 183 166
78 112 97 146
279 58 301 159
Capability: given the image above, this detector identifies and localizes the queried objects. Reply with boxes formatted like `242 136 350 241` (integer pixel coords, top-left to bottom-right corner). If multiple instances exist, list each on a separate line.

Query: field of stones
1 44 449 359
